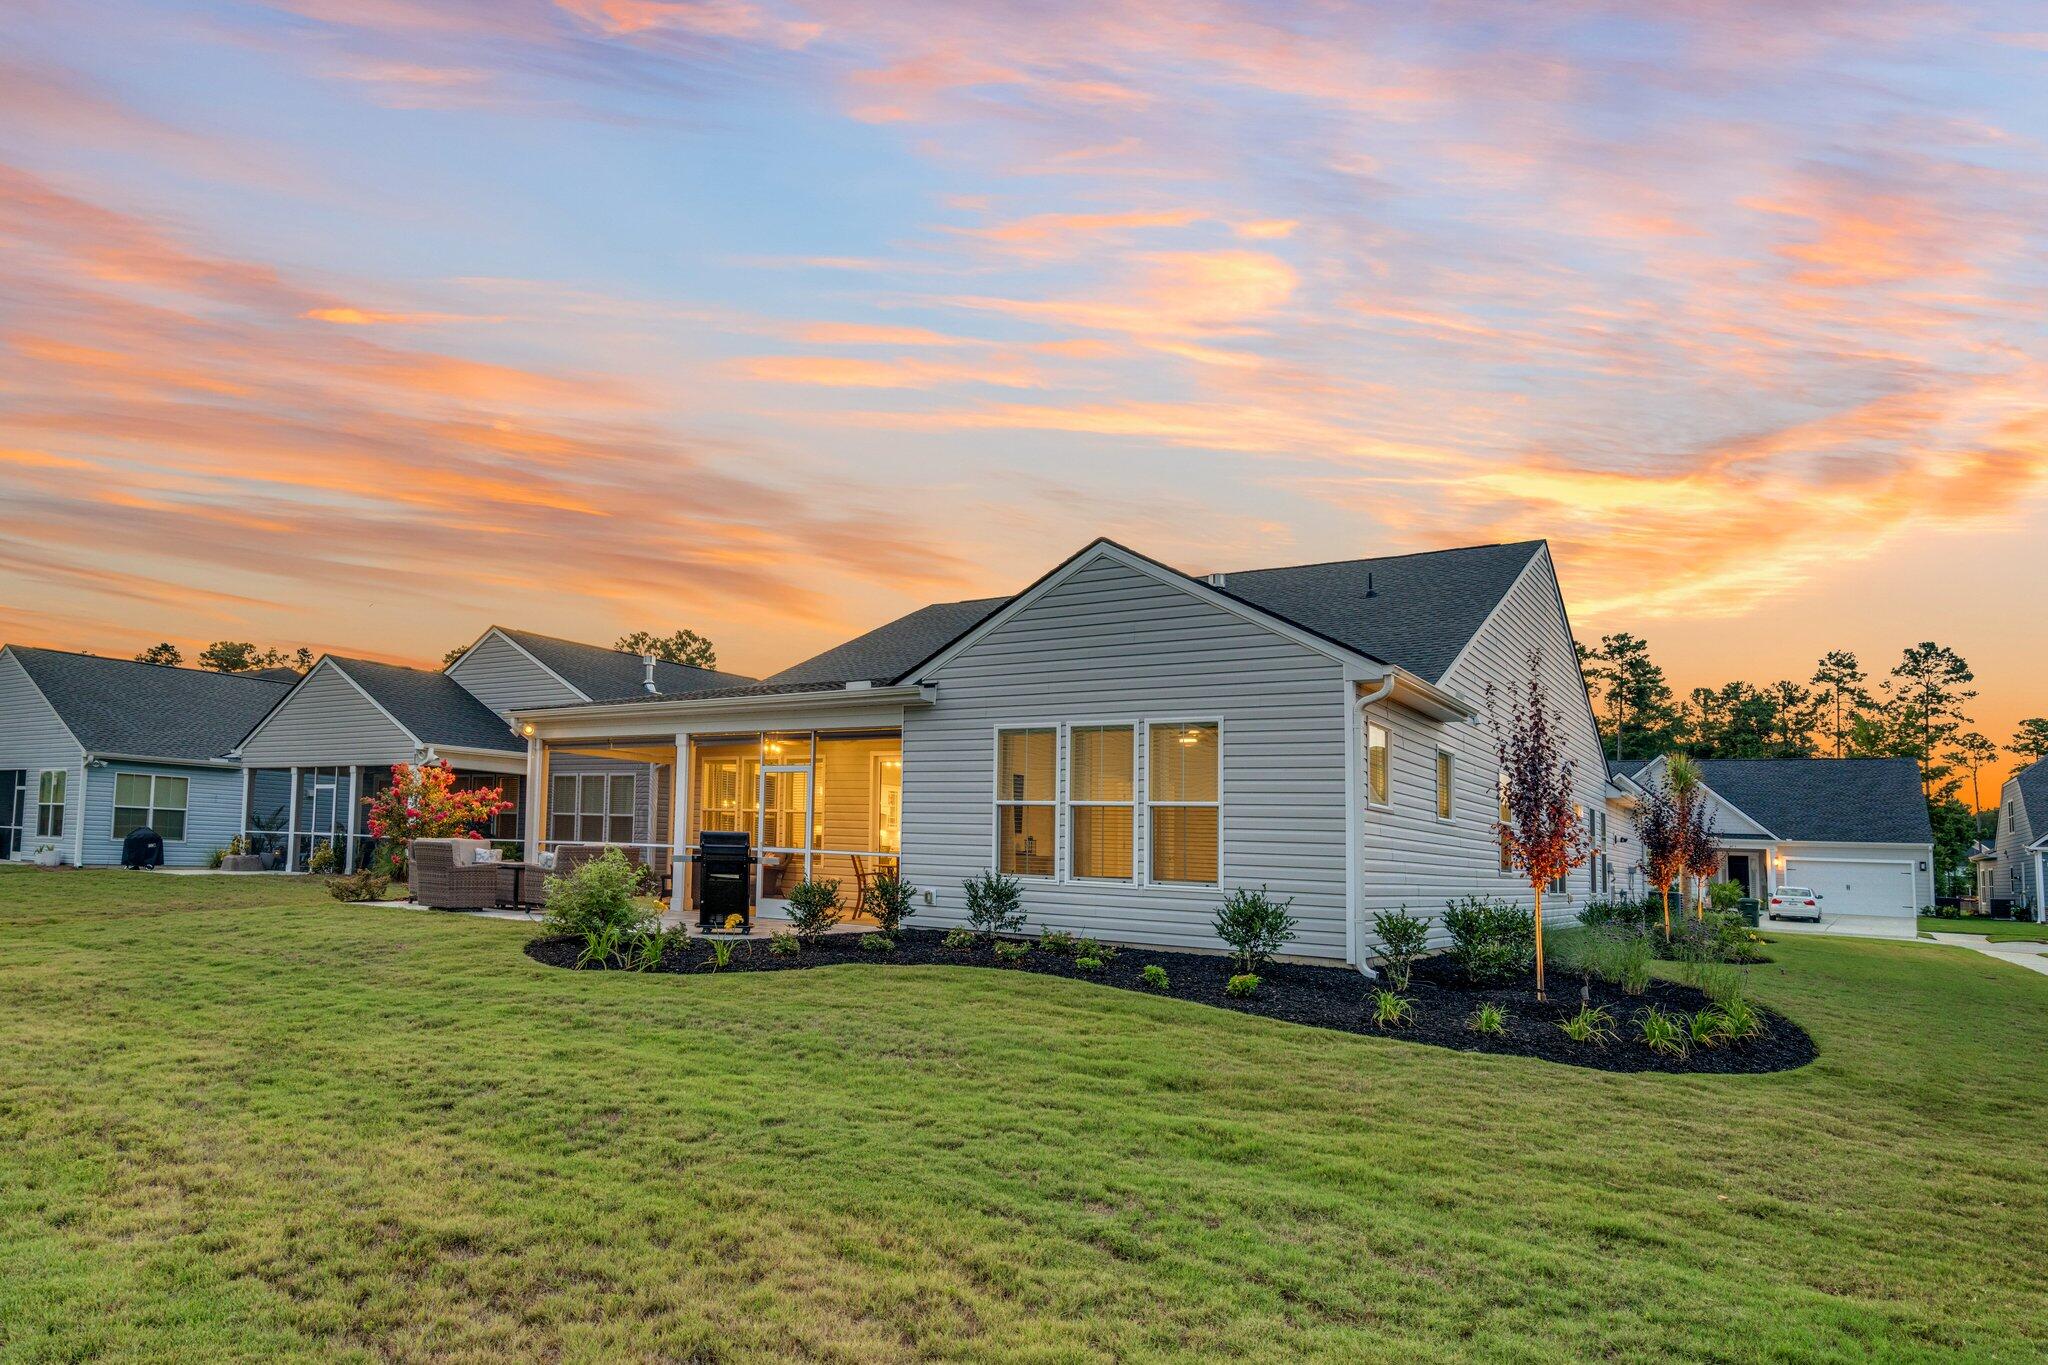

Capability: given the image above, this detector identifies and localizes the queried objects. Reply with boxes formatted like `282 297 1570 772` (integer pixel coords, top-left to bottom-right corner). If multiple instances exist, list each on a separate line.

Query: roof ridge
1221 539 1544 577
7 644 295 687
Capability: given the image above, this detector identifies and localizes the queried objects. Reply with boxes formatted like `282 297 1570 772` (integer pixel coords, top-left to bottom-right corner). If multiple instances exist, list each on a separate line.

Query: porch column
523 736 544 862
343 766 359 873
285 765 300 872
236 768 250 853
670 730 692 919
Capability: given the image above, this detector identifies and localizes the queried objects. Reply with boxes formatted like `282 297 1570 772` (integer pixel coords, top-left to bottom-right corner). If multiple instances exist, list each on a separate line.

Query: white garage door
1781 859 1916 920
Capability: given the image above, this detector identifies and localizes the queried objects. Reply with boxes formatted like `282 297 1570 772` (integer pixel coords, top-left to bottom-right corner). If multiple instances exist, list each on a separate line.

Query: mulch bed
525 927 1816 1075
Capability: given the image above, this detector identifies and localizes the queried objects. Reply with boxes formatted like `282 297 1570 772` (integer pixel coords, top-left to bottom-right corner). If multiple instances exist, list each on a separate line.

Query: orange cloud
735 355 1041 388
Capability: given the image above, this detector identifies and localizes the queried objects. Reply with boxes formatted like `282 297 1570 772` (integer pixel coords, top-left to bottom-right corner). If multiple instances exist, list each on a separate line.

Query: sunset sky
2 2 2043 786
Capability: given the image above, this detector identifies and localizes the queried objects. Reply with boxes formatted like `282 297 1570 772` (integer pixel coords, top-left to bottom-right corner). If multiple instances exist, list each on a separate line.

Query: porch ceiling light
520 722 536 738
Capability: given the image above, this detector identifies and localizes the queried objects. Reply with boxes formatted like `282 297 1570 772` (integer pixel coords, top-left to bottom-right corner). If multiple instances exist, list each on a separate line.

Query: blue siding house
0 647 292 867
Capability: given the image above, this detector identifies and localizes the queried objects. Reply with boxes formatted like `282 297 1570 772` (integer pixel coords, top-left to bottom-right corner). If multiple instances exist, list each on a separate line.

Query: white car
1768 887 1823 922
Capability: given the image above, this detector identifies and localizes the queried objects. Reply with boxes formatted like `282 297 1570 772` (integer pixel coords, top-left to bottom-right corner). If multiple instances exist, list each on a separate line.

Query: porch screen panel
812 732 903 921
995 728 1055 877
1147 722 1218 885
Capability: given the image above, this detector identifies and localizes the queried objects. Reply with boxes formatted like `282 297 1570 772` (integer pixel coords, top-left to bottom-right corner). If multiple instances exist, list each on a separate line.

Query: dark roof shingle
2015 757 2048 833
765 598 1008 687
329 657 521 753
1697 758 1932 845
9 647 292 761
494 628 756 699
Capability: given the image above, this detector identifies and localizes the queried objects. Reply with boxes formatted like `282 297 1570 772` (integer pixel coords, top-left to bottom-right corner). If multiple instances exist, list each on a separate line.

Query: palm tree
1665 755 1714 919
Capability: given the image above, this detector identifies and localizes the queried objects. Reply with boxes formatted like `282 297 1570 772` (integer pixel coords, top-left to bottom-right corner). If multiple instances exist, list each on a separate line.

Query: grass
1919 915 2048 943
2 868 2046 1363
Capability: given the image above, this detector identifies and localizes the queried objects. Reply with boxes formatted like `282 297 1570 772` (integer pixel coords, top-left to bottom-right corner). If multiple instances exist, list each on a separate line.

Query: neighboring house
0 647 291 867
1989 758 2047 916
511 538 1614 966
1607 756 1935 927
229 628 753 872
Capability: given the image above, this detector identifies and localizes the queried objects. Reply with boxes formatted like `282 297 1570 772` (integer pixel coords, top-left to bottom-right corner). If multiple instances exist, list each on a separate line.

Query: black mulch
525 927 1816 1075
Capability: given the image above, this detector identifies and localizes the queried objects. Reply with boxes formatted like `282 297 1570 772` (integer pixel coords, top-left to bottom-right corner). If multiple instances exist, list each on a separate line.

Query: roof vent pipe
1206 571 1227 588
1365 573 1377 598
643 654 658 693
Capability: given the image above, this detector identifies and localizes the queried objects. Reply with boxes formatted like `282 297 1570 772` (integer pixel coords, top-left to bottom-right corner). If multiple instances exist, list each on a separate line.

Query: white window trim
35 768 66 842
111 772 190 843
1434 747 1455 823
1065 721 1136 884
549 769 638 846
1142 716 1223 889
991 724 1059 882
1365 720 1391 809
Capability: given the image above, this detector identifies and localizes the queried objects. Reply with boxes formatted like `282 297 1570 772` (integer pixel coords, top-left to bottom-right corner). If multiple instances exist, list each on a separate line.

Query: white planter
32 849 63 868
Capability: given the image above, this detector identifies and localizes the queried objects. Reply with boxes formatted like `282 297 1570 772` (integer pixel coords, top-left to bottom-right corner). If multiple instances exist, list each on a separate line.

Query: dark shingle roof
1696 759 1932 845
8 646 291 761
1607 758 1650 782
1217 541 1547 681
494 628 756 699
2015 757 2048 833
765 598 1008 687
329 657 521 753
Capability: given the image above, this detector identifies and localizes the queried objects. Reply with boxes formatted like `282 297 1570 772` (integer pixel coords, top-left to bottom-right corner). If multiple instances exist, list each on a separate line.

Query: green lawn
1919 915 2048 943
3 870 2045 1363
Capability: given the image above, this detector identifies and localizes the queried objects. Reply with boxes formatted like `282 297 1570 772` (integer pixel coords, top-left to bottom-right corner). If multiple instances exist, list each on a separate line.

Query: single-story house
0 646 292 867
1988 757 2046 916
1606 756 1935 927
230 628 754 872
511 537 1620 967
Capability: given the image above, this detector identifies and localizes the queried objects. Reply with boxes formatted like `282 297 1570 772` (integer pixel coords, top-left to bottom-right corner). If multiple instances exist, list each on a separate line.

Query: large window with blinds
1148 721 1220 885
994 728 1056 877
550 772 635 844
1068 724 1134 881
113 773 188 841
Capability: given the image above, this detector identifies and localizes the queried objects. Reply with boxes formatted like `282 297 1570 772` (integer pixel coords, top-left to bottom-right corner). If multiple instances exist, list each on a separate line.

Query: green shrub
206 846 227 870
1637 1006 1690 1057
784 879 844 945
865 874 918 934
1037 928 1078 956
626 928 667 972
1372 907 1429 990
543 848 656 967
766 931 799 957
1074 954 1105 972
704 936 737 971
1694 962 1745 1008
1225 973 1261 999
1717 995 1766 1041
1443 896 1534 986
1689 1007 1733 1049
1559 1004 1617 1046
1467 1002 1508 1036
1213 886 1298 974
1370 988 1414 1029
325 868 391 903
1074 937 1117 964
1578 897 1655 931
859 933 895 954
963 870 1026 939
1708 879 1745 912
941 927 976 951
992 939 1029 964
306 841 339 876
1139 964 1169 991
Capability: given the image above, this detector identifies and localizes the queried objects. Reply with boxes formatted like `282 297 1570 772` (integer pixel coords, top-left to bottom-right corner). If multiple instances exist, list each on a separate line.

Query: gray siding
902 552 1352 959
1361 547 1614 949
237 661 417 768
448 632 583 718
1993 774 2041 910
80 761 244 868
0 648 86 864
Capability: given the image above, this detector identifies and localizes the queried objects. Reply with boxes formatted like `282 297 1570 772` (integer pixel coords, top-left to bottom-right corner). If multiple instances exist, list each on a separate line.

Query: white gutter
511 682 936 727
83 752 242 768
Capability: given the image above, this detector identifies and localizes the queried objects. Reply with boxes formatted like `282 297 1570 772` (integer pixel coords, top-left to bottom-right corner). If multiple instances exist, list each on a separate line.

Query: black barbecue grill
121 826 165 870
694 830 756 930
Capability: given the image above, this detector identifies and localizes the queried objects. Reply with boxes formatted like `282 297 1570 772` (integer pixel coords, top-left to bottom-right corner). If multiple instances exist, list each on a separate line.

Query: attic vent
642 654 658 693
1206 572 1227 588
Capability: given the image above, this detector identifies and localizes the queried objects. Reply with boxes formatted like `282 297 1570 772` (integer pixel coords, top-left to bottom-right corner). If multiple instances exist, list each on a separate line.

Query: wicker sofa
409 838 512 910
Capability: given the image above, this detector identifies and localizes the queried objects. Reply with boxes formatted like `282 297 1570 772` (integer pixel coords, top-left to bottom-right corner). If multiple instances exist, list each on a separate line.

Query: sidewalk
1925 931 2048 979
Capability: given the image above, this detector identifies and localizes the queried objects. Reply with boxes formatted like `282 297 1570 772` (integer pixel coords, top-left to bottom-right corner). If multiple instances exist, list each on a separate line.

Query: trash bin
1736 897 1761 927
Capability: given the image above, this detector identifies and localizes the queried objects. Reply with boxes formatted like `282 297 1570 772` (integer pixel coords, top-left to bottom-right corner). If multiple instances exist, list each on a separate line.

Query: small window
1497 772 1513 874
1366 722 1390 806
1068 724 1134 881
1435 749 1453 820
36 770 65 839
1148 722 1219 885
113 773 188 842
995 728 1056 877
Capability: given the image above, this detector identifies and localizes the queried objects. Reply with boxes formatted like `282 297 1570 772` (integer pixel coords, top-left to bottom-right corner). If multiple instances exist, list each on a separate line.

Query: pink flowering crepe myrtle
1487 650 1593 1002
364 761 512 848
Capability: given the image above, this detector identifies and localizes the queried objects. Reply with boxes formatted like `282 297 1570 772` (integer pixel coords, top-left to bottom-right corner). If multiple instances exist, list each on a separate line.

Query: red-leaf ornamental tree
1681 789 1720 921
363 762 512 851
1487 650 1593 1001
1634 780 1683 942
1665 754 1718 921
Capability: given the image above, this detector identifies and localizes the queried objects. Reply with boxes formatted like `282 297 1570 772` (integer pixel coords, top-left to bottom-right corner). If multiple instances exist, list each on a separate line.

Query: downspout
1349 675 1397 967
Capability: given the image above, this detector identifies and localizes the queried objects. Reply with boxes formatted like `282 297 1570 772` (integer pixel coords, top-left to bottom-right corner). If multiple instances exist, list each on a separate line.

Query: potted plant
219 835 267 873
31 844 62 868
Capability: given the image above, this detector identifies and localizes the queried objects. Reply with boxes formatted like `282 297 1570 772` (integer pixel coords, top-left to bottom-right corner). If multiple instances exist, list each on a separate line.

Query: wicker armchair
410 838 511 910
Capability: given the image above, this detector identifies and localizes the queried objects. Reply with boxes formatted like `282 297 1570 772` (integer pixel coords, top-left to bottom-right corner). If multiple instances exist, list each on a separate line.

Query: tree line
135 627 719 678
1578 632 2047 896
